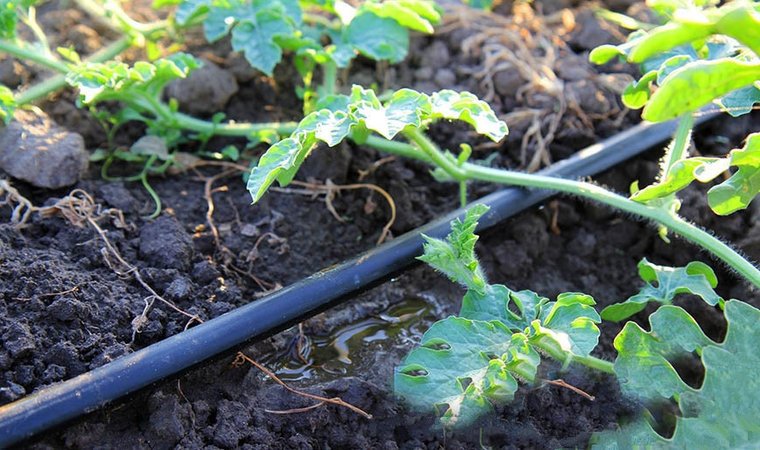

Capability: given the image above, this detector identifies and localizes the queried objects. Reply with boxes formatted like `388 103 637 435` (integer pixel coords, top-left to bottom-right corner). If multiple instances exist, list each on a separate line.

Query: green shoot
395 206 608 428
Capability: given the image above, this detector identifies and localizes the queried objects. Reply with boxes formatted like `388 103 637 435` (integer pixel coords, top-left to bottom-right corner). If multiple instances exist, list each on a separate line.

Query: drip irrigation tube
0 113 717 446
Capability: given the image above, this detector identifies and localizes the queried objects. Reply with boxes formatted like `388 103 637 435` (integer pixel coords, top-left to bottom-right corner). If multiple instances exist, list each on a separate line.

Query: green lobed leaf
630 157 715 203
593 300 760 448
621 71 656 109
716 84 760 117
396 204 608 429
0 85 16 124
418 204 490 294
345 11 409 63
705 133 760 215
714 4 760 57
394 316 539 428
174 0 210 25
643 59 760 122
246 108 352 202
533 292 601 358
627 21 714 64
350 86 430 139
359 0 441 34
613 305 713 402
66 53 200 105
247 87 508 203
430 90 508 142
632 133 760 215
229 4 296 76
601 259 721 322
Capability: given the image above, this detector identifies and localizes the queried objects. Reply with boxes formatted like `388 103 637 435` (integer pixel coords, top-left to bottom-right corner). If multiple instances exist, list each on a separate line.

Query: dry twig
233 352 373 419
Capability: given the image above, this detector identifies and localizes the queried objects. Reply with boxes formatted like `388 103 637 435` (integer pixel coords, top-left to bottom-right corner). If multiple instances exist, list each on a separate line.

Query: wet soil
0 1 758 448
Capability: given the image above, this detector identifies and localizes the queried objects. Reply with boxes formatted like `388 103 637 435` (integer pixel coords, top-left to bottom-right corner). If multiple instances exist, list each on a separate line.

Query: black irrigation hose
0 113 717 446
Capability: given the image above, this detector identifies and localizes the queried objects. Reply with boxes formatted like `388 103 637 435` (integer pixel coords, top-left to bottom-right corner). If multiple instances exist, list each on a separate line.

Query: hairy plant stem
663 113 694 173
399 128 760 288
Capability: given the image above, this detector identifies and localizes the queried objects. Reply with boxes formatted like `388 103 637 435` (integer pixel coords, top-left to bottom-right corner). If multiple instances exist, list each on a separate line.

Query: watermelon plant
395 205 760 448
0 0 440 216
0 0 758 445
244 0 759 280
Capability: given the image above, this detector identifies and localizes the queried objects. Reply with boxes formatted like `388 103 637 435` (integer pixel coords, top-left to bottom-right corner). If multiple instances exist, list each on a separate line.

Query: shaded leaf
716 84 760 117
593 301 760 448
346 12 409 63
643 59 760 122
601 259 721 322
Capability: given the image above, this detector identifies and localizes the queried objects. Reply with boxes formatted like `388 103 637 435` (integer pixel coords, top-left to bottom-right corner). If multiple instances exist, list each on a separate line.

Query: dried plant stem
233 352 373 419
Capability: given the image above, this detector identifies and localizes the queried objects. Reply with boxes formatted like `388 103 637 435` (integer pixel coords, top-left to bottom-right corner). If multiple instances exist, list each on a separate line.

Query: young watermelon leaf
66 53 201 105
601 259 722 322
631 133 760 215
418 204 490 294
592 300 760 448
532 292 601 358
703 133 760 215
642 59 760 122
429 90 509 142
395 317 539 428
247 87 508 203
396 206 606 428
247 108 352 201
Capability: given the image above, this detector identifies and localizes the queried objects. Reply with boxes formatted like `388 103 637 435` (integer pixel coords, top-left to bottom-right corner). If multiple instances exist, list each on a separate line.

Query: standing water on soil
263 298 437 382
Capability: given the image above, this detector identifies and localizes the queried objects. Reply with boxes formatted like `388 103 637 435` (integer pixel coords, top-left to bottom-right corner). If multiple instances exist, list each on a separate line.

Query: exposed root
0 179 36 227
233 352 373 419
13 285 80 301
442 3 619 171
273 179 397 245
191 165 280 293
5 187 203 337
357 156 396 181
189 160 396 246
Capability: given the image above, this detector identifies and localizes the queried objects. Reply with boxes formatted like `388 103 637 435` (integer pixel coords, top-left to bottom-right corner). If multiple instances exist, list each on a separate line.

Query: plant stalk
400 128 760 288
532 339 615 374
0 39 69 73
663 113 693 174
13 36 133 105
173 114 299 137
74 0 168 37
321 61 338 97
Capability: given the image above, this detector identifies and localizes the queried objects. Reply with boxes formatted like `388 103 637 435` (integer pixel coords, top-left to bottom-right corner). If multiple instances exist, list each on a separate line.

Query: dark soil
0 1 758 448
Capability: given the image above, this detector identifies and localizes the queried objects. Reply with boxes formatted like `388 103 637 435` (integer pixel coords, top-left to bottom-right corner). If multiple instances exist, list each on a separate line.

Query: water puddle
263 297 437 382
